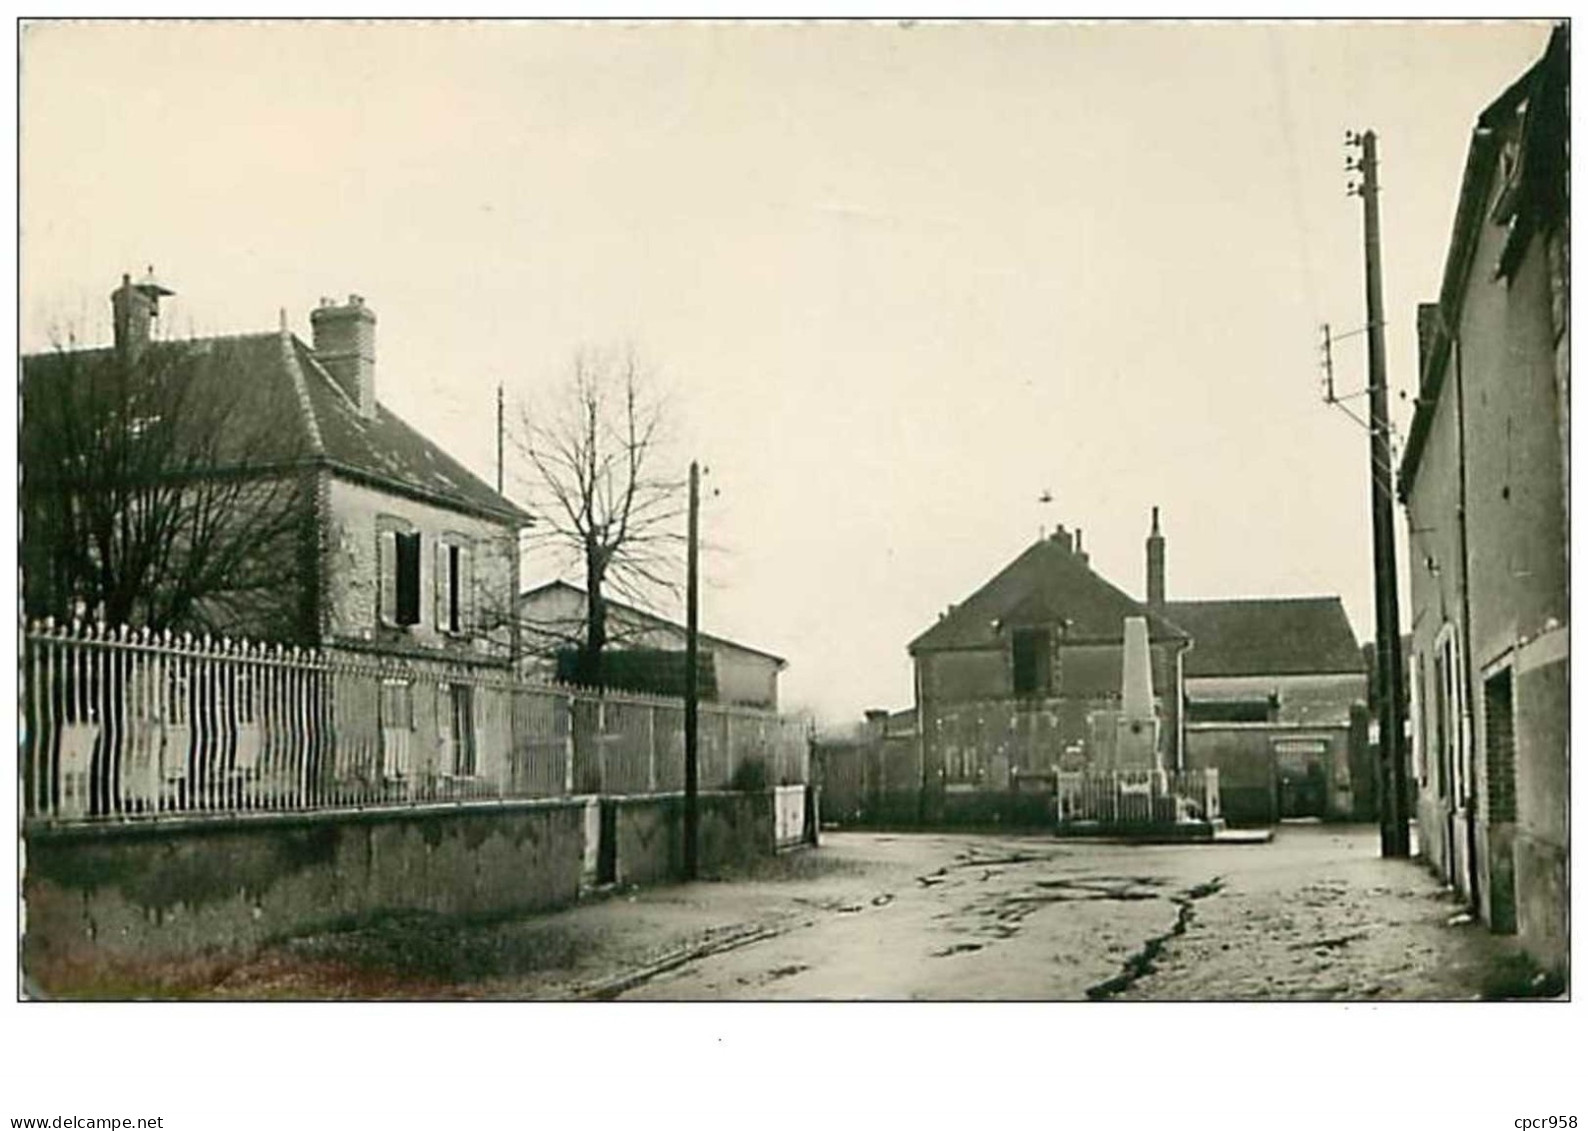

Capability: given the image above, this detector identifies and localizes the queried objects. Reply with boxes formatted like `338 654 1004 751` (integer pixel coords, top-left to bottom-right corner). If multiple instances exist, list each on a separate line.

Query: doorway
1274 739 1330 820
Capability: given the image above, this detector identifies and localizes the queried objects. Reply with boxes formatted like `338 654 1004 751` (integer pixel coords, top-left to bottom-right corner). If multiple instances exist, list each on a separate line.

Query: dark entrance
1274 740 1330 819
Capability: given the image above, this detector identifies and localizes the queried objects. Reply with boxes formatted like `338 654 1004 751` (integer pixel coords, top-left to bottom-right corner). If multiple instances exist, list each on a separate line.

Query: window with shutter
1409 652 1425 786
378 528 398 626
435 537 474 635
457 542 473 634
434 540 452 632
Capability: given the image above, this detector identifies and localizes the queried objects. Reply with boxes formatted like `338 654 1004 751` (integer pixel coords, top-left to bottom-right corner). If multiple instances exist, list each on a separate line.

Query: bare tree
511 347 686 686
21 335 313 639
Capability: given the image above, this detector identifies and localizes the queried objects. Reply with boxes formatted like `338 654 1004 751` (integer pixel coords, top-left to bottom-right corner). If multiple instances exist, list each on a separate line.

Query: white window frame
1434 623 1469 807
1408 651 1425 786
434 534 475 637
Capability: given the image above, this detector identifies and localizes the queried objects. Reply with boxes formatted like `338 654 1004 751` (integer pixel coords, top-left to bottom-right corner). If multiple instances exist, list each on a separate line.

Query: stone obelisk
1114 616 1161 770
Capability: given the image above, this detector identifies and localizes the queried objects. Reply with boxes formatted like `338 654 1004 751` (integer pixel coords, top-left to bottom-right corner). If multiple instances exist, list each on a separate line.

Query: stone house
517 579 786 709
902 511 1370 828
1397 26 1568 976
907 524 1191 822
1165 597 1369 825
22 275 531 786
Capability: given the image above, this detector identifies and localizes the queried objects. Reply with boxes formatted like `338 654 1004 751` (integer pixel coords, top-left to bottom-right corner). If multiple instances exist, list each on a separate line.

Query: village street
186 823 1532 1002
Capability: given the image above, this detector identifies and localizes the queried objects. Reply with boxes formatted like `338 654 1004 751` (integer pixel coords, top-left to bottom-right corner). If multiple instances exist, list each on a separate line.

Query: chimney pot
111 270 172 363
1146 506 1166 607
310 294 378 419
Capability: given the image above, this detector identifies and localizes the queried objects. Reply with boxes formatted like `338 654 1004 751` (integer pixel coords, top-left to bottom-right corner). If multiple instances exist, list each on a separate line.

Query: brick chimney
310 294 377 419
111 268 173 364
863 709 890 743
1047 524 1073 553
1146 506 1165 608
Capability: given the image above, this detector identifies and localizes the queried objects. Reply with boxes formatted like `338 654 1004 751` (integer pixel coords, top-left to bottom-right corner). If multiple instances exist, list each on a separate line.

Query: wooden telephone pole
683 460 700 880
1348 129 1411 858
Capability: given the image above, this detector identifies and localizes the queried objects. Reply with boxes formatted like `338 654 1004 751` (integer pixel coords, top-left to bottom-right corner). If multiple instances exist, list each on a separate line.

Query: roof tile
910 537 1188 652
1166 597 1365 677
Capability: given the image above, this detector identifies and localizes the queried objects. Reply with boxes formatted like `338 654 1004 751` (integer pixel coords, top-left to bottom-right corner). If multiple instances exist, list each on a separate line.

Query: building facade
517 579 786 709
23 276 531 792
896 513 1370 830
1398 27 1568 975
908 525 1191 822
1166 598 1369 825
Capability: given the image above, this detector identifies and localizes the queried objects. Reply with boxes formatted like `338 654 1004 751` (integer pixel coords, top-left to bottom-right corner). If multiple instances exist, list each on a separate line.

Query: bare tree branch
21 336 311 639
508 345 685 686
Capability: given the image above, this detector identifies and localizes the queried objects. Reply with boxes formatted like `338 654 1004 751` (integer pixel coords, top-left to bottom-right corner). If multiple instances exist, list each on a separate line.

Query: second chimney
1146 506 1165 608
310 294 377 419
111 269 174 364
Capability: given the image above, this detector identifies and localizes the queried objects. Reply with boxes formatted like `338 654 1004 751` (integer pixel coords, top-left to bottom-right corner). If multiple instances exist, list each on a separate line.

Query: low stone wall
819 787 1050 831
608 790 777 886
25 788 807 987
942 788 1053 828
24 800 588 978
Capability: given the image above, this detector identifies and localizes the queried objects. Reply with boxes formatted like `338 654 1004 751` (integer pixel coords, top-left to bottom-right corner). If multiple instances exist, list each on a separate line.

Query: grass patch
282 910 591 984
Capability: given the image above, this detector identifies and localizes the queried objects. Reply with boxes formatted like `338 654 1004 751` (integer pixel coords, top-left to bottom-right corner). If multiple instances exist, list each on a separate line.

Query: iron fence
21 619 810 826
1055 768 1221 827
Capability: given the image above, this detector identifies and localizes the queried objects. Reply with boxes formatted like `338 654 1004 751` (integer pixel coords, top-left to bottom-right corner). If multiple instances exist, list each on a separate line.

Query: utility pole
496 383 504 495
1348 128 1410 858
683 460 700 880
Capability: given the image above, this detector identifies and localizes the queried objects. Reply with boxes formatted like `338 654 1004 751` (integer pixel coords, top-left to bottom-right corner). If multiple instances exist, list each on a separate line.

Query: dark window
1484 667 1516 823
447 544 461 632
379 525 423 628
395 531 421 627
451 683 476 776
434 538 473 635
1011 628 1051 696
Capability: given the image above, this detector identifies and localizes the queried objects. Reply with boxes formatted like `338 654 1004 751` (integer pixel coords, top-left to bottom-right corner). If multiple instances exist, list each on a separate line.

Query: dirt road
170 822 1537 1002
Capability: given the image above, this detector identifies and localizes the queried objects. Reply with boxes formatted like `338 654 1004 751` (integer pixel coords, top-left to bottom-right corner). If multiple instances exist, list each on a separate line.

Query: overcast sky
20 20 1554 724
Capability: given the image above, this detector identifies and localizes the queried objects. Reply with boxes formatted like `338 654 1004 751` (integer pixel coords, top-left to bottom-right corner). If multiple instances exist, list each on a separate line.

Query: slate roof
519 580 788 667
909 536 1189 653
290 339 528 523
1165 597 1366 678
22 329 529 526
22 336 312 467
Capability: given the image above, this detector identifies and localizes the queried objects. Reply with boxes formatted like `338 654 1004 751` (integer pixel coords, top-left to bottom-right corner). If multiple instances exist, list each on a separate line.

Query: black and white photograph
7 14 1578 1129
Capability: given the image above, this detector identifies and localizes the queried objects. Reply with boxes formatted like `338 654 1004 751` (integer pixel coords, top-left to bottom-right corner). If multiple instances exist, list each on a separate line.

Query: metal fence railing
21 619 811 826
1055 768 1221 827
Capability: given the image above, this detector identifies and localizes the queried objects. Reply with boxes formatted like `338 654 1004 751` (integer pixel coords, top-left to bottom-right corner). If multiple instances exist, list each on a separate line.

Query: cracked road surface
612 837 1201 1000
611 825 1519 1001
168 823 1519 1002
587 823 1514 1002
